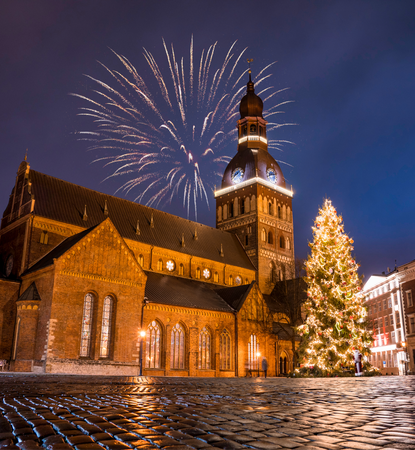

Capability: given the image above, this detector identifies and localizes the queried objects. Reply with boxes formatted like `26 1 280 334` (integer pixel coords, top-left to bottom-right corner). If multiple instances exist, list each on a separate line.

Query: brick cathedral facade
0 75 297 376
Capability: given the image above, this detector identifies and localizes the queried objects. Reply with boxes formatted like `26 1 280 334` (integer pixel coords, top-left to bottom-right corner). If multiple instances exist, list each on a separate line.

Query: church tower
215 69 294 294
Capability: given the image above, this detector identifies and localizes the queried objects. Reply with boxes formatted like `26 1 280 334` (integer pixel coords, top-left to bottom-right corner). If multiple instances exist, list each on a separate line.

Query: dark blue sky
1 1 415 279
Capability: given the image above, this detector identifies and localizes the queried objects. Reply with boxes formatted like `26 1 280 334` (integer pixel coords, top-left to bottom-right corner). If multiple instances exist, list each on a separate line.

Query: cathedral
0 72 296 376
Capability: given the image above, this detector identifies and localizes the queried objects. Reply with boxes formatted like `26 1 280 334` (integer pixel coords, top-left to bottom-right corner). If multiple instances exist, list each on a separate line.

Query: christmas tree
297 199 372 373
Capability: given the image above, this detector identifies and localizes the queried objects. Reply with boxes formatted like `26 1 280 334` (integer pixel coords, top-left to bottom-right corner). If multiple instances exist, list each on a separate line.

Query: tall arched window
171 324 185 369
138 254 144 267
268 202 272 215
157 259 163 271
80 293 94 357
100 296 113 358
220 329 231 370
229 202 234 218
268 231 273 245
145 321 161 369
196 267 201 279
214 272 219 283
240 198 245 214
261 228 267 242
228 275 233 286
179 264 184 276
278 205 281 219
248 334 259 371
280 236 285 249
199 327 211 369
286 237 291 250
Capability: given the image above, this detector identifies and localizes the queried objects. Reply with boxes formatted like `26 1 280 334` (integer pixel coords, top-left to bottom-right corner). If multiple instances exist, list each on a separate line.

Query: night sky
1 1 415 280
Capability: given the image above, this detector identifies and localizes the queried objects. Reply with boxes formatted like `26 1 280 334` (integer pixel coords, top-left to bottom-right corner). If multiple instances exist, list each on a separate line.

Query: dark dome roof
221 148 285 189
239 76 263 119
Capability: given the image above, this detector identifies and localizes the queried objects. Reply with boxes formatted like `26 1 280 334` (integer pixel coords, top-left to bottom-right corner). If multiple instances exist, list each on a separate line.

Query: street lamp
139 330 146 376
256 352 261 377
402 341 408 376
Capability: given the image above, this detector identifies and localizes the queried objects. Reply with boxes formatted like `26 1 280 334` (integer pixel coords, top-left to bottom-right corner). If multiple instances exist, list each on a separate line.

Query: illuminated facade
364 260 415 375
0 74 296 376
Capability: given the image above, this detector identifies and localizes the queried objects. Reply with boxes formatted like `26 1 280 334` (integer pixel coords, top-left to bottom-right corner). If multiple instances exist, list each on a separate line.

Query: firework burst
73 36 293 220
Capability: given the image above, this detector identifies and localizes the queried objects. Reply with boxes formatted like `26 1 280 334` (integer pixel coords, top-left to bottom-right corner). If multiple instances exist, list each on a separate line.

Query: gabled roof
27 170 255 271
18 282 41 301
144 272 234 312
24 224 99 275
214 282 255 311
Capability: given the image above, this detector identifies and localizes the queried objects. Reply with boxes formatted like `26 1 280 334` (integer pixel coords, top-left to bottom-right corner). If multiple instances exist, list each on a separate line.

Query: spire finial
194 227 198 240
150 213 154 228
220 243 224 257
83 205 88 222
136 219 140 235
247 58 253 81
104 199 109 216
181 233 185 247
24 149 28 161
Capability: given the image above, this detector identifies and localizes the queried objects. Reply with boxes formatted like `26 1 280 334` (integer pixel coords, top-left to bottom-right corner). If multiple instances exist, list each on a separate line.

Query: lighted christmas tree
297 199 372 373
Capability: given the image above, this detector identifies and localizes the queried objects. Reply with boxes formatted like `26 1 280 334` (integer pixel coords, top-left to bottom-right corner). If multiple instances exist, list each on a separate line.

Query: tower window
40 231 48 245
240 198 245 214
280 236 285 249
268 202 272 215
268 231 273 245
278 206 281 219
286 237 291 250
243 126 247 137
261 228 267 242
245 235 249 246
229 202 233 218
250 124 257 134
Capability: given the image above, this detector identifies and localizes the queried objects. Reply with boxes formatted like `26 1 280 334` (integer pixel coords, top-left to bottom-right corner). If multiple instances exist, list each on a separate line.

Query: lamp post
139 330 146 376
256 352 261 377
402 341 408 376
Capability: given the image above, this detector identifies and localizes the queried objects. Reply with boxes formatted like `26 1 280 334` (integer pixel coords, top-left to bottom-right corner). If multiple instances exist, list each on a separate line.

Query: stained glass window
171 324 185 369
145 321 161 368
198 327 211 369
248 334 259 370
220 329 231 370
80 293 94 357
99 296 113 358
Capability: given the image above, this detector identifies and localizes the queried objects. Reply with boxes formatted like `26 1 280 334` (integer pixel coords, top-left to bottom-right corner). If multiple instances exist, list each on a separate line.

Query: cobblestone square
0 375 414 450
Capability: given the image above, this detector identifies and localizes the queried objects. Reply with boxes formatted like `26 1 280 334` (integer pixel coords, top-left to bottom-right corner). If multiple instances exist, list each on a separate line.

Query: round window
166 260 175 271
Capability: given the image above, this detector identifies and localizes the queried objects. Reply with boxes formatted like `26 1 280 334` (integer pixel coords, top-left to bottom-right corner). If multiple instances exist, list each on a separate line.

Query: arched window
282 205 287 220
199 327 211 369
196 267 201 279
268 231 273 245
244 196 250 213
145 321 161 369
280 236 285 249
138 254 144 267
179 264 184 276
287 206 291 222
171 324 185 369
40 231 48 245
261 228 267 242
286 237 291 250
99 296 113 358
248 334 259 371
228 275 233 286
268 202 272 215
251 195 256 211
80 293 94 357
220 329 231 370
243 125 247 137
214 272 219 283
157 259 163 271
223 204 228 220
240 198 245 214
217 205 222 222
229 202 234 218
278 205 281 219
250 124 257 134
245 278 249 284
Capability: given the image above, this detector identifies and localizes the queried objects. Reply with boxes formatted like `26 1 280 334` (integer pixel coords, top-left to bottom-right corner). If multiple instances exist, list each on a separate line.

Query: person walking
262 357 268 378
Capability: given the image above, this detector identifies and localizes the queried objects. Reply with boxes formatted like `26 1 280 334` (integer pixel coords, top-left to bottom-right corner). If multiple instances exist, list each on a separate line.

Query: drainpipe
234 311 238 377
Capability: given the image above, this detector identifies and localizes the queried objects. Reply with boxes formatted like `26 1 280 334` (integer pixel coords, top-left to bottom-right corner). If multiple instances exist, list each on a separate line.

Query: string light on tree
297 199 372 373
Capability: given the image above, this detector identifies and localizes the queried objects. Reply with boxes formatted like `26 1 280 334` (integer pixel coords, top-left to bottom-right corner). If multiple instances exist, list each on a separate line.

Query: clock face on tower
267 168 277 184
231 168 244 184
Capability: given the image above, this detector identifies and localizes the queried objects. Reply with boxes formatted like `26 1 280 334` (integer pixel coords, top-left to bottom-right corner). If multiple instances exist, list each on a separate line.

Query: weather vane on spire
247 58 253 73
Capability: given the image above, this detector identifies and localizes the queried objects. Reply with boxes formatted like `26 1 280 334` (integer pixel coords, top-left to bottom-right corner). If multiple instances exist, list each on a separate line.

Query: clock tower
215 69 294 294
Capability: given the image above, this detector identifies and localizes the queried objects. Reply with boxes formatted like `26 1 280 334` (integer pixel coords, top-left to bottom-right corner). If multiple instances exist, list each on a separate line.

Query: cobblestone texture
0 375 414 450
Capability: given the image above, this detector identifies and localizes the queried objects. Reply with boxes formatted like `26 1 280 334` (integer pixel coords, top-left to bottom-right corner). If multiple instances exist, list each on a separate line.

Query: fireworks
73 36 293 220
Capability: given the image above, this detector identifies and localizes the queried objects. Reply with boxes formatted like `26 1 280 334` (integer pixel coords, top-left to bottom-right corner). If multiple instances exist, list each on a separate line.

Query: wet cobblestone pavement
0 375 414 450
